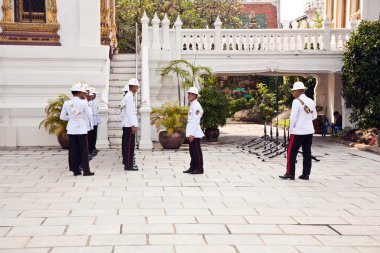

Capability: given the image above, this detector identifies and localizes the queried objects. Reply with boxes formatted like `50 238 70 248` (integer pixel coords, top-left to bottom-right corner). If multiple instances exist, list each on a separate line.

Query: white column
161 14 171 51
323 17 332 50
325 0 332 20
139 46 153 150
151 13 161 50
214 16 222 52
174 15 183 51
141 11 150 48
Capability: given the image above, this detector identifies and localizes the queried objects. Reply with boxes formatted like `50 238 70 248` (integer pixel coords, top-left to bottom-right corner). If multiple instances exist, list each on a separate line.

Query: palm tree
161 63 189 106
161 59 212 106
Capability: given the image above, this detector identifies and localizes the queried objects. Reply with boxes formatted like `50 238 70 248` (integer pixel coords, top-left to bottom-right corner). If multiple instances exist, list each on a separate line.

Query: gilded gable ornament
0 0 61 45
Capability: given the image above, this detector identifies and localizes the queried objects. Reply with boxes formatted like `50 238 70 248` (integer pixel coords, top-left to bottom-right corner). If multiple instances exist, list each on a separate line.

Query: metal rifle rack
260 124 284 159
249 124 274 152
241 123 267 150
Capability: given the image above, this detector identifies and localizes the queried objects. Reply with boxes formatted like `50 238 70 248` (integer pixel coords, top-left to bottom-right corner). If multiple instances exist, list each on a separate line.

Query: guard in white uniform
60 82 95 176
84 85 95 160
121 78 139 171
183 87 205 174
279 82 317 180
88 87 100 156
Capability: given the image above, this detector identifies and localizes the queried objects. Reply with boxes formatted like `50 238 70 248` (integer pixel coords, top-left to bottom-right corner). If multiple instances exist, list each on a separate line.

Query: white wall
361 0 380 21
0 0 110 147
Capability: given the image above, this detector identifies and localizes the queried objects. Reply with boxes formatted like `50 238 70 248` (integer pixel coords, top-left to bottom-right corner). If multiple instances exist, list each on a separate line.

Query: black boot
298 175 309 180
279 174 295 180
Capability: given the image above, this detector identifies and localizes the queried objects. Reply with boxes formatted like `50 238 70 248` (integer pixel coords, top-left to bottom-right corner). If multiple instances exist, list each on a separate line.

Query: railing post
349 16 359 30
323 17 331 51
161 13 171 51
141 11 150 48
214 16 222 52
151 12 161 50
174 15 183 52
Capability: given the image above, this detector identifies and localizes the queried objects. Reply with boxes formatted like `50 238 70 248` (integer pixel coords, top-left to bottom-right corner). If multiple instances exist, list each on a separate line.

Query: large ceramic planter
205 128 220 142
159 131 185 149
57 134 69 149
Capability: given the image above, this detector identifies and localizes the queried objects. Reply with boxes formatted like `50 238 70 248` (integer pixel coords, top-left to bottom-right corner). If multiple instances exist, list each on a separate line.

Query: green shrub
229 97 249 116
199 75 230 129
342 19 380 128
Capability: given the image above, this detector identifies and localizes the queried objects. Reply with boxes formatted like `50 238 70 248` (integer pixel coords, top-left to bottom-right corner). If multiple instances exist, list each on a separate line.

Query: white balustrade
141 13 354 54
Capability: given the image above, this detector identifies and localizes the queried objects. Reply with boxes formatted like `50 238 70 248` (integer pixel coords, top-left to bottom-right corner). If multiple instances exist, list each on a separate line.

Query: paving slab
0 123 379 252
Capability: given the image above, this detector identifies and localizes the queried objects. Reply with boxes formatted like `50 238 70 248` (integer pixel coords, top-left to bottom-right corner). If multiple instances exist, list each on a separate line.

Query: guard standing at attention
121 78 139 171
60 82 95 176
84 85 95 160
279 81 317 180
89 87 100 157
183 87 205 175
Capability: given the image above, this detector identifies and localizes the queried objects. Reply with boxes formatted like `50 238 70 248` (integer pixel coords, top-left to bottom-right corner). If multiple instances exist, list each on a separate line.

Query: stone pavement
1 123 380 253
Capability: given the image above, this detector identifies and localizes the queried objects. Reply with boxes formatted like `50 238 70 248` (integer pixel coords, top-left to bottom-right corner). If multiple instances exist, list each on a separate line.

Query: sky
280 0 306 21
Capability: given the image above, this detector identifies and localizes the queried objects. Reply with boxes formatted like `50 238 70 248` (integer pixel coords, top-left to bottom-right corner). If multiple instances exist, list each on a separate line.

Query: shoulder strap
296 98 305 105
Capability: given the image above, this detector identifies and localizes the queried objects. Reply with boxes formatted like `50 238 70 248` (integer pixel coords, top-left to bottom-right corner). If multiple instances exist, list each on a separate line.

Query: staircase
108 54 141 148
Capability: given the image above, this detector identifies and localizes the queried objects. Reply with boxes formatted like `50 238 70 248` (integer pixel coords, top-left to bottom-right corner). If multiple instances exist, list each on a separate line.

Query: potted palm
39 95 69 149
150 102 189 149
161 59 212 106
199 75 230 141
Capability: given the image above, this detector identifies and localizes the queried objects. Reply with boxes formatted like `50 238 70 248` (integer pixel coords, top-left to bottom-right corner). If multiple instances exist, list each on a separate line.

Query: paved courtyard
0 123 380 253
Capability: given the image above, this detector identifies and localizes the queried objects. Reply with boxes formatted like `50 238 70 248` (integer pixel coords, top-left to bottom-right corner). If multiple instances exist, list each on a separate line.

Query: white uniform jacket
86 100 94 131
186 100 205 138
92 100 101 126
121 91 138 128
289 94 318 135
60 97 93 135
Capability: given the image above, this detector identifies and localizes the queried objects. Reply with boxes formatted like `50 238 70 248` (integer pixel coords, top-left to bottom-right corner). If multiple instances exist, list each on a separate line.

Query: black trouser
88 125 98 153
122 127 135 168
189 138 203 172
286 134 313 176
68 134 91 174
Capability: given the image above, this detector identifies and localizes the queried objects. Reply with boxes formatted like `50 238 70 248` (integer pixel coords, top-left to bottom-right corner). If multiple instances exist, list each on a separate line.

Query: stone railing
141 13 359 55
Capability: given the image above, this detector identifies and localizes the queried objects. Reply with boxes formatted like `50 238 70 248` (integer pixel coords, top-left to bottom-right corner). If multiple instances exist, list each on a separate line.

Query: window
14 0 46 23
356 0 361 12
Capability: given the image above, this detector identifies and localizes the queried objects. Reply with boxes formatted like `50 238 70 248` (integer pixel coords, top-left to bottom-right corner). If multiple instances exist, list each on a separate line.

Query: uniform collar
190 99 197 105
299 94 307 99
72 96 81 100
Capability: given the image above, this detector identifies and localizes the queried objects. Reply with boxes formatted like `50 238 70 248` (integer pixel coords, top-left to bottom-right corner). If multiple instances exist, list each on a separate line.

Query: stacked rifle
238 123 320 162
239 123 288 161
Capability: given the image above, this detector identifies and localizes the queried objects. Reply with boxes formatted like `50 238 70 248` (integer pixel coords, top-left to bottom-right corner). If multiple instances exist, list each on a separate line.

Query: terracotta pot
205 128 220 142
57 134 69 149
159 131 185 149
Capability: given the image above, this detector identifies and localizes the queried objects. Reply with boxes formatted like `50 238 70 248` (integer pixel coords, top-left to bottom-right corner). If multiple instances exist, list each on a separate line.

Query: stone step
109 137 122 145
110 74 141 81
112 54 136 61
109 93 124 102
108 114 122 122
111 61 140 68
109 86 125 94
111 67 141 74
108 122 121 129
107 113 141 122
109 129 123 137
109 79 142 87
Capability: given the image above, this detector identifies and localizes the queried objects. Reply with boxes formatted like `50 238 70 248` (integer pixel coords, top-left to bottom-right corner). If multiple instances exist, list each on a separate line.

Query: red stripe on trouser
286 135 295 176
195 139 201 169
128 129 132 167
